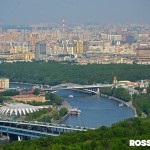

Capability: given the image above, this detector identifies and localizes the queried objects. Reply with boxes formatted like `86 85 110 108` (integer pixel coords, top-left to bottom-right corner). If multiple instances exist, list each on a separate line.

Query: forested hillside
0 61 150 85
3 118 150 150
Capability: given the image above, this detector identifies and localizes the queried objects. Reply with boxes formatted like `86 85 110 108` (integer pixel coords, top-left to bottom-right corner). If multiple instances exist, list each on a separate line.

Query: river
10 83 134 128
56 90 134 128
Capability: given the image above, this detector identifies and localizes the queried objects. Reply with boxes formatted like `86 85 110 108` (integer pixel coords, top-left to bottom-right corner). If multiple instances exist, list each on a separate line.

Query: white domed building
0 102 50 116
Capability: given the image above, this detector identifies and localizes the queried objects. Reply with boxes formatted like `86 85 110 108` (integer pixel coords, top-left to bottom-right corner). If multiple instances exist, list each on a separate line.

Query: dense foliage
25 93 63 106
0 90 19 96
33 88 41 95
1 61 150 149
133 93 150 118
0 90 19 103
0 96 6 103
0 61 150 85
101 87 131 102
101 86 150 118
59 108 68 118
3 118 150 150
45 93 63 106
25 107 53 122
25 107 68 123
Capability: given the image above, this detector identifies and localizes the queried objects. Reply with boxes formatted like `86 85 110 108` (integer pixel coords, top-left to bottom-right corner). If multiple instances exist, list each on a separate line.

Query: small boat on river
69 95 74 98
119 103 124 107
70 108 81 115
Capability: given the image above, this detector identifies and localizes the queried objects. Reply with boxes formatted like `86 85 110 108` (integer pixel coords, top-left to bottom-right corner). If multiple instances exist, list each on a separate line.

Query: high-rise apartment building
108 35 122 41
35 42 47 60
30 33 39 51
66 43 74 54
136 47 150 60
126 35 135 45
74 40 84 54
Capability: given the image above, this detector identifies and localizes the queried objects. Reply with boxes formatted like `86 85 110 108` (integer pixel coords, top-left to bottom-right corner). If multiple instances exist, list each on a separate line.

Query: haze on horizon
0 0 150 25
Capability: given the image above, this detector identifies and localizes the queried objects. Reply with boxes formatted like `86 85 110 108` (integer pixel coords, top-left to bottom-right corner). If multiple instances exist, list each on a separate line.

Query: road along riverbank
54 101 72 124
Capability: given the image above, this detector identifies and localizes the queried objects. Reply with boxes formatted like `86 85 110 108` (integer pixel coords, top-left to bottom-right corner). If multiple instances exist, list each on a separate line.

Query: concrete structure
74 40 84 54
41 83 112 95
0 120 89 139
13 45 29 53
30 33 39 51
13 52 35 60
35 41 47 60
108 34 122 41
136 47 150 60
0 23 149 64
126 35 135 45
0 53 34 61
0 78 9 89
66 43 74 54
0 102 50 116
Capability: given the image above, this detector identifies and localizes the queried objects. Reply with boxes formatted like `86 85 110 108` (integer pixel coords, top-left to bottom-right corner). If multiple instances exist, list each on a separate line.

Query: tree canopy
0 61 150 85
3 118 150 150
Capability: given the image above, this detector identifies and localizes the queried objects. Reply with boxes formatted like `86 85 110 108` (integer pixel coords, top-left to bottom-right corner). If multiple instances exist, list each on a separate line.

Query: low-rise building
0 78 9 89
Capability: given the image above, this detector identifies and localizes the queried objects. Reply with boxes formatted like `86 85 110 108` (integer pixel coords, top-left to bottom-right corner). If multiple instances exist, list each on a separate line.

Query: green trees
0 61 150 85
101 87 131 102
33 88 41 96
147 84 150 93
133 93 150 117
45 93 62 106
25 107 68 123
101 86 150 118
25 107 53 122
0 90 19 96
59 108 68 117
0 96 4 103
0 90 19 103
3 118 150 150
24 93 63 106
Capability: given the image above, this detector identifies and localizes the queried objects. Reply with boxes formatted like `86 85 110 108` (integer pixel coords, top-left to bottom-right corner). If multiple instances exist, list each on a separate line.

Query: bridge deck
42 84 112 92
0 120 93 138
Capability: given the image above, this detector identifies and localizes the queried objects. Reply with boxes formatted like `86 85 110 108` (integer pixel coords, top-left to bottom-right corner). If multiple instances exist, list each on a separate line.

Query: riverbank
9 82 135 127
100 94 138 117
10 82 37 86
54 100 72 124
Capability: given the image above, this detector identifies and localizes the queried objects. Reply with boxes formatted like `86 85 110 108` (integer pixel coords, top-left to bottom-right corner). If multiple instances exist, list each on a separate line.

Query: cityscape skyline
0 0 150 25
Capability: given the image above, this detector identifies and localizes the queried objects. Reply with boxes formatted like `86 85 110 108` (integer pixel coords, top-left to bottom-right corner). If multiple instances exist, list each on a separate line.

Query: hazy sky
0 0 150 24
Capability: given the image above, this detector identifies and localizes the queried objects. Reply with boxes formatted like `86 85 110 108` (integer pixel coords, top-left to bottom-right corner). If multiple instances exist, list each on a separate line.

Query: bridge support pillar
6 133 10 140
97 88 100 95
18 135 22 141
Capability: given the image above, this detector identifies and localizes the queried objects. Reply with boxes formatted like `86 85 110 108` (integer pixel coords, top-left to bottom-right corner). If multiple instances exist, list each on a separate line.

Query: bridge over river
0 120 94 140
41 83 112 94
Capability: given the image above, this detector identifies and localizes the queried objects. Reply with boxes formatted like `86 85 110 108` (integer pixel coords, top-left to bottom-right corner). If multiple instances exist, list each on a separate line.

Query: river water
56 90 134 128
10 83 134 128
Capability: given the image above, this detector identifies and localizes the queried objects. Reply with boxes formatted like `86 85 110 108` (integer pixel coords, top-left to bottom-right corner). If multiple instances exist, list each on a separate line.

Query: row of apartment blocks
0 24 150 63
0 40 136 59
0 41 150 64
14 42 150 62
